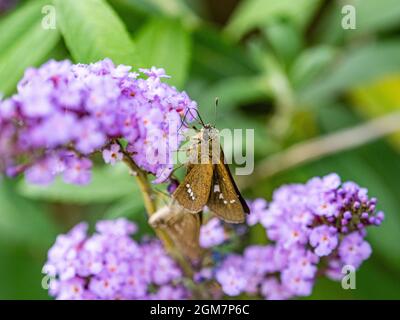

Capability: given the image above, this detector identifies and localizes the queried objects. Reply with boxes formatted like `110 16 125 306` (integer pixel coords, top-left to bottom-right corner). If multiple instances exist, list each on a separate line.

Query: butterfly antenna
188 108 206 127
178 109 191 132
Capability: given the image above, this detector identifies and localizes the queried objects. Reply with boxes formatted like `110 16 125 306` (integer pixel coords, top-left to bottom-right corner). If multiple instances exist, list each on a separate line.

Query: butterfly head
200 125 219 142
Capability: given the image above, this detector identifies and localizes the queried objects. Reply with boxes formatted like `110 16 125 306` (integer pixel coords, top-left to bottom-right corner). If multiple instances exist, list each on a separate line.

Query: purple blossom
199 218 227 248
25 158 57 185
281 269 313 296
44 218 185 300
62 157 92 185
246 198 268 226
102 144 123 166
210 174 383 300
339 232 372 268
260 277 292 300
309 225 338 256
0 59 197 185
215 256 247 296
150 285 188 300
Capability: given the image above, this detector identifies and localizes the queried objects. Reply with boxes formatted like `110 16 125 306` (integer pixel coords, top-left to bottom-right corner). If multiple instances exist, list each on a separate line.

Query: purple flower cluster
43 218 187 300
0 59 196 185
204 174 383 299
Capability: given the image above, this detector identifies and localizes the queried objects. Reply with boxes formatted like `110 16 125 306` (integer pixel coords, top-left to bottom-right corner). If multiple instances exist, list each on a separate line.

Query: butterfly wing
220 149 250 214
167 211 203 262
172 163 213 213
149 205 203 262
207 148 249 223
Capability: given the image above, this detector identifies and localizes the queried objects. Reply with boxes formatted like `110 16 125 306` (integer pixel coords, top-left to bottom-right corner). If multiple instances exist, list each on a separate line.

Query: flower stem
118 143 194 277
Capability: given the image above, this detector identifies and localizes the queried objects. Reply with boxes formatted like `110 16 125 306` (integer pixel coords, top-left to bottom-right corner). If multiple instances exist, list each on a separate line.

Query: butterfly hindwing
207 149 248 223
149 205 203 262
220 149 250 214
167 211 203 262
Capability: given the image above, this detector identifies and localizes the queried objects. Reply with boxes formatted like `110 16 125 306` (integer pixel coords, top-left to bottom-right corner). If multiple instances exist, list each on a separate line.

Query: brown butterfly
149 202 203 262
172 120 250 223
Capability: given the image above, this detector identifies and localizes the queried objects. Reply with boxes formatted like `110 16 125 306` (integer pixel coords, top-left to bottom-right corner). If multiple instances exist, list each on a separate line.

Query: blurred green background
1 0 400 299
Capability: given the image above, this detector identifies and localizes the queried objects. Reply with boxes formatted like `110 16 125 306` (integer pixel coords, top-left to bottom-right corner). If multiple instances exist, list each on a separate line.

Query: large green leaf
225 0 321 40
53 0 140 65
0 2 60 96
0 242 50 299
18 164 140 204
0 180 59 248
355 0 400 34
264 21 303 67
311 260 400 299
316 0 400 45
290 45 337 90
300 41 400 103
135 18 191 88
195 75 270 112
0 0 49 53
104 195 144 219
191 26 257 82
109 0 199 27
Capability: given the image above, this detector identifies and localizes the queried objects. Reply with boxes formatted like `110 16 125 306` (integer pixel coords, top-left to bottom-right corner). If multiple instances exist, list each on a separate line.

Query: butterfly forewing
172 163 213 213
207 148 248 223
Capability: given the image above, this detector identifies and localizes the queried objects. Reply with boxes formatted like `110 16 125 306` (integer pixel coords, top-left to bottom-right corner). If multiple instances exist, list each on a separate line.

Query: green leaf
225 0 321 40
104 196 155 237
300 41 400 103
0 180 59 249
0 242 50 299
356 0 400 34
0 2 60 96
109 0 200 27
135 18 191 88
0 0 49 53
195 76 270 112
264 21 303 67
53 0 140 65
104 196 144 219
290 46 337 90
191 26 257 82
311 261 400 299
17 164 140 204
316 0 400 44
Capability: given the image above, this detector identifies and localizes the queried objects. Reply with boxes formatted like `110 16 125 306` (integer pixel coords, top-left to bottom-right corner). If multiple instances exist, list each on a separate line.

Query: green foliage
316 0 400 44
226 0 321 39
135 18 191 88
0 180 59 248
18 164 140 204
0 0 60 95
300 41 400 103
53 0 140 65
